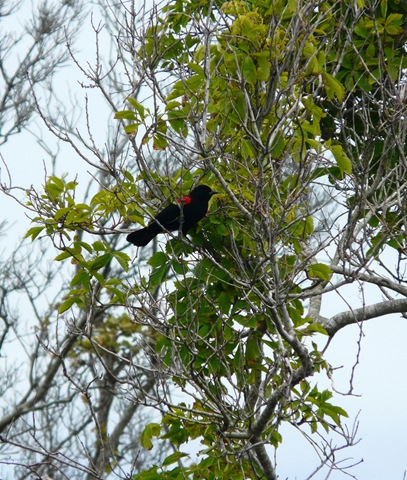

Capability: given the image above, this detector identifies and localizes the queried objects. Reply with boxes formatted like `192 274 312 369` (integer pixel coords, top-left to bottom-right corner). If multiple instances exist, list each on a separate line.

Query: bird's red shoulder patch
177 195 192 205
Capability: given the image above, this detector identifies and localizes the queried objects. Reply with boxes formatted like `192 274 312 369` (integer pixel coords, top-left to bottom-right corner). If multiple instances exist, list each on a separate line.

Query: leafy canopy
25 0 407 478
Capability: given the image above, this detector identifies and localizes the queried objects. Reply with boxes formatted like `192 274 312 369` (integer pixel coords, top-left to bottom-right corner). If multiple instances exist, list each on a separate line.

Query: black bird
127 185 218 247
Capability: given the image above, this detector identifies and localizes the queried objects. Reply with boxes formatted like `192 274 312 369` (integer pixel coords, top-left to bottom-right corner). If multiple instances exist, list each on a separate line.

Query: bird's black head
189 184 218 201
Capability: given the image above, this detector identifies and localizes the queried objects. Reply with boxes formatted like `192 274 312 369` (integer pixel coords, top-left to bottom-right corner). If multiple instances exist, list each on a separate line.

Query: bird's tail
126 224 161 246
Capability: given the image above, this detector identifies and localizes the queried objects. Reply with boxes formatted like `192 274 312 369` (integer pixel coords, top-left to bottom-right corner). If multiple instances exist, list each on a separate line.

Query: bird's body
127 185 217 247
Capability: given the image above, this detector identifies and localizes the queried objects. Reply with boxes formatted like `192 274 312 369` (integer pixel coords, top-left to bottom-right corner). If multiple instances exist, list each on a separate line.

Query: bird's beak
210 190 219 196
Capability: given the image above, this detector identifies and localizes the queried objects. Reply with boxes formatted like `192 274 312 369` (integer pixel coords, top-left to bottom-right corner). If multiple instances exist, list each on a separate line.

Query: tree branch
322 298 407 337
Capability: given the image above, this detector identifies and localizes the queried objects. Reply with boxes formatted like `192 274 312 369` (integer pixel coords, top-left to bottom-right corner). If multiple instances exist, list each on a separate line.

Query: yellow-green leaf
323 72 344 101
24 226 45 240
140 423 161 450
124 123 138 134
243 55 257 84
307 263 332 281
59 296 78 314
331 145 352 175
162 452 189 466
114 110 137 120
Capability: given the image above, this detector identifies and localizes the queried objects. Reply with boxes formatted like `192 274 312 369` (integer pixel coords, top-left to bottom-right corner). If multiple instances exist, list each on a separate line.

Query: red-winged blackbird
127 184 218 247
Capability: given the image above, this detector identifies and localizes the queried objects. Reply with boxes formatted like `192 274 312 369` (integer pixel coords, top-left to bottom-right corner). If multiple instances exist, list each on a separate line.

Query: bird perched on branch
127 184 218 247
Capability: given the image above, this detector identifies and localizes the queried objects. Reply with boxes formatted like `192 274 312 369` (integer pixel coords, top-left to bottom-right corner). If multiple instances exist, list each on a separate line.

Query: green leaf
165 100 181 111
127 97 147 118
380 0 387 17
243 55 257 84
171 258 187 275
54 207 71 221
112 251 131 272
48 176 65 189
93 241 106 252
240 138 254 159
162 451 189 466
246 335 261 365
323 72 344 101
255 52 271 81
269 430 283 448
65 204 91 225
89 253 112 271
153 133 168 150
114 110 137 121
185 73 205 91
123 170 134 182
234 314 258 328
306 323 329 335
55 250 73 261
140 423 161 450
65 181 77 191
59 295 79 314
150 263 168 286
304 215 314 235
70 270 90 288
270 131 285 158
385 24 403 36
354 25 369 38
45 177 64 200
331 145 352 175
218 291 232 315
148 251 168 267
307 263 332 281
132 466 159 480
167 109 186 133
24 226 45 240
75 241 92 254
124 123 138 134
215 222 228 236
188 61 205 76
